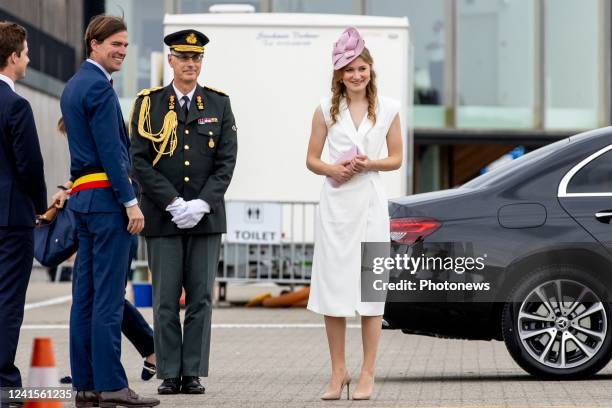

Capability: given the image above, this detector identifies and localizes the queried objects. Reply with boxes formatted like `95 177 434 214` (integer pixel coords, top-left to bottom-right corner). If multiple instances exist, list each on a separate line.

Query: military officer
129 29 238 396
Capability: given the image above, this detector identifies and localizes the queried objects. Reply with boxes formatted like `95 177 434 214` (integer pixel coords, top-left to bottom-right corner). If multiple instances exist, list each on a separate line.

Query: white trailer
161 12 412 285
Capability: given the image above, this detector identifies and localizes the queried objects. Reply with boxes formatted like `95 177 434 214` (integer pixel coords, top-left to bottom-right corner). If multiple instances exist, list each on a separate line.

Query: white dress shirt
172 82 196 108
86 59 112 81
0 73 16 92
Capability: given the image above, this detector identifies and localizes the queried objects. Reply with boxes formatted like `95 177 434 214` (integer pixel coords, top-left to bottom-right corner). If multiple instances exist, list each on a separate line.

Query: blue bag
34 206 78 267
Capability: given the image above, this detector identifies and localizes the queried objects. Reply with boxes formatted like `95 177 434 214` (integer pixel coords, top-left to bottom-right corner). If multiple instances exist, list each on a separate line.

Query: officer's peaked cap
164 29 209 53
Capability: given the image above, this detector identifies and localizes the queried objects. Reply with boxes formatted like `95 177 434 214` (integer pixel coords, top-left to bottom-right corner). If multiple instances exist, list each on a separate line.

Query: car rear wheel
502 265 612 379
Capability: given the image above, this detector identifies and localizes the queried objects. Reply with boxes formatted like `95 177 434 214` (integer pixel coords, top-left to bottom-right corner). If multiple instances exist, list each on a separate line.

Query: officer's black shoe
157 377 181 395
75 390 100 407
181 376 205 394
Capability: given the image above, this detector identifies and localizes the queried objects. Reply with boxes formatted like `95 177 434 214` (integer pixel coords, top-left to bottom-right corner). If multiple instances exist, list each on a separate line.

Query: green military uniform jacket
129 83 238 236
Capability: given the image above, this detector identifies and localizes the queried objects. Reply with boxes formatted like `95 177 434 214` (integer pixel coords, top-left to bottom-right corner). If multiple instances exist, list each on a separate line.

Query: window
464 138 570 189
456 0 535 129
106 0 165 98
544 0 600 130
179 0 261 13
367 0 446 128
568 148 612 194
272 0 359 14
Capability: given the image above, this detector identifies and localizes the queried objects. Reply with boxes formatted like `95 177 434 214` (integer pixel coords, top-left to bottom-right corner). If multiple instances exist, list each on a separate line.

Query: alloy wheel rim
517 279 607 369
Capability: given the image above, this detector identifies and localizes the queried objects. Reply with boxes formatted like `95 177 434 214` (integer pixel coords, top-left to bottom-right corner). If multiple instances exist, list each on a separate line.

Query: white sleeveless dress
307 95 400 317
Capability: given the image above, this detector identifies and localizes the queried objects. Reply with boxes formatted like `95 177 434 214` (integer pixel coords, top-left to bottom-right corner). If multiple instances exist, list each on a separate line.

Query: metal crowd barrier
219 201 317 285
43 201 318 290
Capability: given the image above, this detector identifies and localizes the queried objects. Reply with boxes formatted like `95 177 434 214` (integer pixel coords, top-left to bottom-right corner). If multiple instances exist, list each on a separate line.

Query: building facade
0 0 105 200
106 0 611 193
2 0 608 196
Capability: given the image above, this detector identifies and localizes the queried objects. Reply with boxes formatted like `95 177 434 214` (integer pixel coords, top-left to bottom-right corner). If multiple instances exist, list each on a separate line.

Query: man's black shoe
75 390 100 407
181 376 205 394
157 377 181 395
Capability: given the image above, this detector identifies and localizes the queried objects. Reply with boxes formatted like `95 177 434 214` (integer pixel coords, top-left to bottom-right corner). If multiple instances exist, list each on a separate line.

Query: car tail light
390 217 441 244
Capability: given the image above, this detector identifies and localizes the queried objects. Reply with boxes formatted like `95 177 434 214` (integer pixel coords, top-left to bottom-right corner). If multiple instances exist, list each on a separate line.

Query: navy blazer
60 61 135 213
0 81 47 227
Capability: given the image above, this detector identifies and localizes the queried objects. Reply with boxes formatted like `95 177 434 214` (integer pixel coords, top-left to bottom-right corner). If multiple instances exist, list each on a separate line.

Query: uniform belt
70 172 111 195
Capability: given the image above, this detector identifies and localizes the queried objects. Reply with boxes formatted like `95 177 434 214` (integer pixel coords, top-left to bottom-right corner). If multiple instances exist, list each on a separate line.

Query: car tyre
502 264 612 379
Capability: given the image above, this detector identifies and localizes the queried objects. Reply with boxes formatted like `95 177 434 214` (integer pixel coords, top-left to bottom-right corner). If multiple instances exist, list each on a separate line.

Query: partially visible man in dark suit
0 21 47 396
60 14 158 407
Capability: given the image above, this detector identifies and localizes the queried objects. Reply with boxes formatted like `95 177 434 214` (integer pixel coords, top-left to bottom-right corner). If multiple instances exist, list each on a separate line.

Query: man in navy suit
60 15 158 407
0 21 47 400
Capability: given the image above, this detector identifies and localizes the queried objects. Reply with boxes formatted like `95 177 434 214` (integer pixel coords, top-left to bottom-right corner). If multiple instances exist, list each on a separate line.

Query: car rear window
463 138 570 189
568 148 612 193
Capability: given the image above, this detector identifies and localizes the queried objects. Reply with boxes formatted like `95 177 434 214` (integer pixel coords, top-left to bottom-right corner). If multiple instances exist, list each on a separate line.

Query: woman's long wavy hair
330 47 377 126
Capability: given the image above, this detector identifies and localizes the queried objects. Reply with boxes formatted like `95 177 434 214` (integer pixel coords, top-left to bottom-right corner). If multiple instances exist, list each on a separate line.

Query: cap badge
186 33 197 45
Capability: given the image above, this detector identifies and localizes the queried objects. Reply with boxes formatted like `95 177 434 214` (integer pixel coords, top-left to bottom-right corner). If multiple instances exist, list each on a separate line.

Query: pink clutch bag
327 145 361 188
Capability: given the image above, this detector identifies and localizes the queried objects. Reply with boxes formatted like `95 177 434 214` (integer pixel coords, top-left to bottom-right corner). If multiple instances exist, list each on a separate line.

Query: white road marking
24 295 72 311
22 325 69 330
21 323 362 330
23 296 363 330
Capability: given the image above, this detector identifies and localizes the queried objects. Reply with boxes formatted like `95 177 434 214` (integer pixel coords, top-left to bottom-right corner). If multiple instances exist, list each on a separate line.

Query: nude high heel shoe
351 374 374 400
320 373 351 400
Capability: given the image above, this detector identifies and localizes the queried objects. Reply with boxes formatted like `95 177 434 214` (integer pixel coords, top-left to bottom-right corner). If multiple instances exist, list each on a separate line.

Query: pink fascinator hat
332 27 365 70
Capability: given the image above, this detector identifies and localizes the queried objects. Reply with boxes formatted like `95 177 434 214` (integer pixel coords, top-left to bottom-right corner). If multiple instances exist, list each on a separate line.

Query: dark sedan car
384 128 612 379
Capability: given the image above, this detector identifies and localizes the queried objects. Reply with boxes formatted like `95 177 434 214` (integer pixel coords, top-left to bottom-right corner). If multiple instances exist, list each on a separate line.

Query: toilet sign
226 201 282 244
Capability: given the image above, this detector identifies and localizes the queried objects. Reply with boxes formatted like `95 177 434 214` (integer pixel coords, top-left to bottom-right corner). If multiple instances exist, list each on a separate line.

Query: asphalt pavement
13 281 612 407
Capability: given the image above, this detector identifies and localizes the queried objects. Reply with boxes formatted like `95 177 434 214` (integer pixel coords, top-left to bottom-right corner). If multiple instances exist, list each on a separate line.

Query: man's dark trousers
0 228 33 387
0 80 47 387
69 212 131 391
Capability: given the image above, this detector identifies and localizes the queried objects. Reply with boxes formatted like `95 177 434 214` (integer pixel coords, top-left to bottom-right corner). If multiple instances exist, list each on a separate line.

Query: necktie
181 96 190 120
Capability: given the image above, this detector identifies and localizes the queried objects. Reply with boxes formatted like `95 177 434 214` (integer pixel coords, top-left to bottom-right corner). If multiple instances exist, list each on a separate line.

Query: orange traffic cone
24 338 62 408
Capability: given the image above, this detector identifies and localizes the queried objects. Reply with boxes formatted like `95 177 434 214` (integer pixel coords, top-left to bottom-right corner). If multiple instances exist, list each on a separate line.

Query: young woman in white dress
306 27 403 401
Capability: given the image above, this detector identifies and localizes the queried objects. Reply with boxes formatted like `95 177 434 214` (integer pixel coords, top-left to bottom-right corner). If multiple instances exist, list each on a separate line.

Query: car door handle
595 212 612 222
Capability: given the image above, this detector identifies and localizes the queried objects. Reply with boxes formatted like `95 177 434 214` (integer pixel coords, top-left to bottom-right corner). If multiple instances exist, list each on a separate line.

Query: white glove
166 197 188 218
172 199 210 229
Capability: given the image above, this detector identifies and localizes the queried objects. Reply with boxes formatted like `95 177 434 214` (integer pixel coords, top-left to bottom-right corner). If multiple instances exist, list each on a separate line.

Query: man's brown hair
0 21 27 70
84 15 127 57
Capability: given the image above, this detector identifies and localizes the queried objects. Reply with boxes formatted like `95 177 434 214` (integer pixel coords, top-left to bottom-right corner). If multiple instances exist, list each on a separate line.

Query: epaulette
204 85 228 97
137 86 164 97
